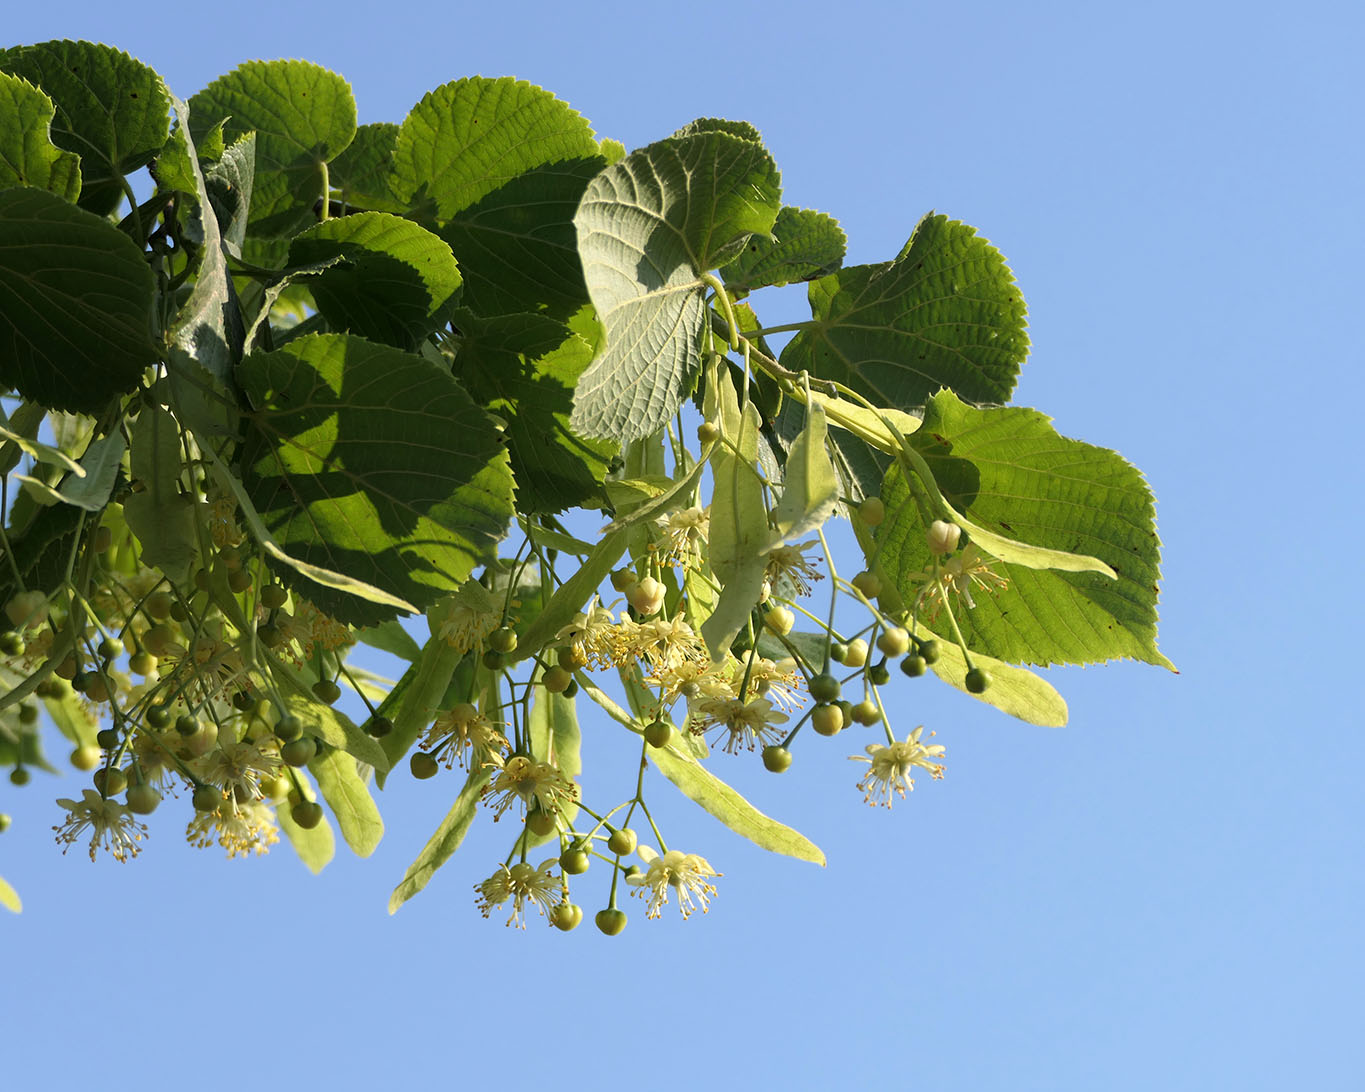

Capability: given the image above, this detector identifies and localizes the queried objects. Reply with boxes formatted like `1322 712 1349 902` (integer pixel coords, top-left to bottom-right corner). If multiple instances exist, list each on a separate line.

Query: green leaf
289 212 462 351
768 398 838 545
238 332 514 626
189 60 356 237
164 94 244 420
702 369 769 660
390 77 603 318
356 620 422 662
723 206 845 296
877 390 1172 669
53 429 125 511
454 306 616 513
0 73 81 199
570 131 782 444
781 212 1029 409
122 403 196 580
0 494 83 613
202 131 255 257
673 117 765 143
0 187 157 413
388 764 492 913
328 122 402 212
310 748 384 857
649 746 824 864
928 640 1068 726
526 683 581 840
277 774 335 873
0 40 169 215
0 875 20 914
513 528 628 663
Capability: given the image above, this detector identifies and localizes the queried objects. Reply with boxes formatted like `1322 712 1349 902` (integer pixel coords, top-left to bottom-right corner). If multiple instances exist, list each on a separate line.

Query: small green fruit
542 666 572 693
281 737 317 768
607 828 638 856
595 908 628 936
697 421 720 445
900 654 928 678
876 627 911 657
858 497 886 526
526 809 558 837
92 767 127 797
850 571 882 599
126 784 161 815
96 727 120 750
559 847 591 875
260 584 289 610
70 745 102 771
811 703 844 736
290 800 324 829
192 784 221 812
917 639 941 665
489 626 518 654
965 667 991 694
762 745 793 772
364 716 394 739
867 662 891 686
312 679 342 705
643 720 672 748
128 651 157 676
843 638 869 669
8 767 30 787
410 752 439 780
551 903 583 931
851 699 881 726
0 632 26 657
809 673 841 703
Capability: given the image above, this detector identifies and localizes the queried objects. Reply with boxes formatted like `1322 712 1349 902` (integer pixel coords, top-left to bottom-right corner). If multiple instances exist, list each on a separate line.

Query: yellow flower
474 859 561 927
53 789 147 862
690 695 788 754
186 797 280 858
423 703 508 770
626 845 721 919
764 541 823 597
849 726 946 807
915 544 1009 619
194 739 282 802
482 756 578 822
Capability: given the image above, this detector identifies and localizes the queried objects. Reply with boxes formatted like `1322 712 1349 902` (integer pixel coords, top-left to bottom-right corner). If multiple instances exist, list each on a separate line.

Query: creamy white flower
690 695 789 754
53 789 147 862
186 797 280 858
474 859 561 927
849 726 946 807
482 756 578 822
763 541 823 597
915 545 1009 619
626 845 721 919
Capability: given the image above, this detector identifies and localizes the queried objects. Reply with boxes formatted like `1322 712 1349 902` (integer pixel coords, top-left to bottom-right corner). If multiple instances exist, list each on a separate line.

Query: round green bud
274 714 302 742
808 673 841 703
858 497 886 527
965 667 991 694
607 828 638 857
172 713 197 736
868 662 891 686
227 568 253 594
70 745 102 771
542 665 572 693
851 699 882 726
551 902 583 932
18 702 38 725
697 421 720 445
312 679 341 705
843 638 869 669
643 719 672 749
557 645 587 671
0 632 26 657
260 584 289 610
290 800 324 829
811 703 844 736
559 847 591 875
256 622 284 649
410 751 439 780
144 592 174 620
364 716 394 739
0 813 10 833
9 766 30 787
829 641 849 665
917 639 941 665
127 651 157 676
850 571 882 600
900 654 928 678
280 737 317 768
762 745 793 772
192 784 221 812
96 727 120 750
125 784 161 815
482 649 504 671
526 809 558 837
876 627 911 657
489 626 518 654
93 764 128 796
764 605 795 637
595 908 628 936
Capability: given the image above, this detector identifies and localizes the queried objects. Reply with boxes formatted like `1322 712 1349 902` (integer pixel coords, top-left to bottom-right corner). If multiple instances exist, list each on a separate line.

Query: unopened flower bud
926 520 962 556
626 576 666 617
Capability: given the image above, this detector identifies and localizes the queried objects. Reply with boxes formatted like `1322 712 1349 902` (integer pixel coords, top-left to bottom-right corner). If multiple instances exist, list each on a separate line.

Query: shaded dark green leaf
723 206 845 295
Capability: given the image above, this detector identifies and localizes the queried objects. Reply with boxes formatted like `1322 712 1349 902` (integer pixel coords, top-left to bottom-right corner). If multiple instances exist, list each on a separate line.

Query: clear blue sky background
3 3 1361 1089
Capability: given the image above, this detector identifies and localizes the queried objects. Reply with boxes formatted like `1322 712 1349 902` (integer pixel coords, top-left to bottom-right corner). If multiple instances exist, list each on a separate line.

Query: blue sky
3 2 1361 1089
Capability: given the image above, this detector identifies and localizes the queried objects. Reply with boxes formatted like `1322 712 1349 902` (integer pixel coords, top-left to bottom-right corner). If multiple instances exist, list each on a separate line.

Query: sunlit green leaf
571 130 782 443
391 76 603 318
237 332 515 626
0 72 81 200
328 122 402 212
782 213 1029 409
0 40 168 215
0 875 20 913
311 747 384 857
877 390 1172 669
290 212 462 351
189 59 356 237
388 764 492 913
724 206 845 296
277 773 335 873
527 683 581 840
648 746 824 864
927 640 1068 726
